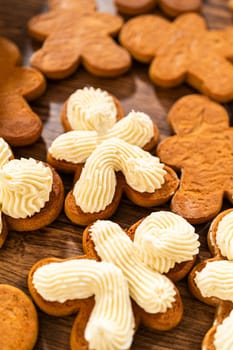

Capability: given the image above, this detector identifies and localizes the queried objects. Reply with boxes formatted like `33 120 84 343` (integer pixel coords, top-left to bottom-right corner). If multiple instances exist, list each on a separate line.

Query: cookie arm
28 11 62 41
157 136 189 170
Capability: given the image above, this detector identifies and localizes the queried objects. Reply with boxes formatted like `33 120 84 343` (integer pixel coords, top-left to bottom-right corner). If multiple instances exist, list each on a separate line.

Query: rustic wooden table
0 0 233 349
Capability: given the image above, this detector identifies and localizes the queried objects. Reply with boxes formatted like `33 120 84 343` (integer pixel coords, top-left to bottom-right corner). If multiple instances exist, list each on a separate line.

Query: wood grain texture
0 0 233 349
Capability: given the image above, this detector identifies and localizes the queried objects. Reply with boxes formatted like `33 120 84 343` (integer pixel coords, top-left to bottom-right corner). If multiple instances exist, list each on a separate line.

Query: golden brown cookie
157 94 233 224
28 0 131 79
0 36 45 146
0 139 64 246
120 13 233 102
115 0 201 17
188 209 233 349
0 284 38 350
229 0 233 11
28 217 186 349
64 138 179 226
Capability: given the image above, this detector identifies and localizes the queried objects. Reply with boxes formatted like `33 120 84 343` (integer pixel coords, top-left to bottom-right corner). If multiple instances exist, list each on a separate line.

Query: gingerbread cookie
157 94 233 224
28 0 131 79
0 138 64 247
115 0 201 17
0 36 45 146
120 13 233 102
188 209 233 349
0 284 38 350
64 138 179 226
48 86 159 173
229 0 233 11
28 213 197 349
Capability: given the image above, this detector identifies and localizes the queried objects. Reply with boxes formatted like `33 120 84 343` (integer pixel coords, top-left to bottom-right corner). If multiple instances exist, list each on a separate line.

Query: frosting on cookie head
49 109 154 164
0 158 53 218
73 138 166 213
215 211 233 260
214 309 233 350
90 220 176 313
32 259 134 350
0 137 12 169
134 211 200 273
67 87 117 132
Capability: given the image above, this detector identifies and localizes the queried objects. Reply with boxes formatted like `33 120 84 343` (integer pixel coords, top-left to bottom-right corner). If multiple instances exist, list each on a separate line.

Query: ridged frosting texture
67 87 117 132
214 309 233 350
195 260 233 301
134 211 200 273
73 138 166 213
216 211 233 260
0 158 53 218
90 220 176 313
0 137 12 169
32 259 135 350
49 110 154 163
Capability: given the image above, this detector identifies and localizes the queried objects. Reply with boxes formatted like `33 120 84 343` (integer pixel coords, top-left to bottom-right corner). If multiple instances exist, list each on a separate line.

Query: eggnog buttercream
195 260 233 301
214 309 233 350
49 110 154 163
216 211 233 260
0 137 12 169
0 158 53 218
32 259 135 350
90 220 176 314
67 87 117 132
73 138 166 213
134 211 200 273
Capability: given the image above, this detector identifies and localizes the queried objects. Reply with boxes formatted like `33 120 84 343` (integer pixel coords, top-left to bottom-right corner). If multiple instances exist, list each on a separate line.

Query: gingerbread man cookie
29 212 199 349
120 13 233 102
64 137 179 226
115 0 201 17
47 86 159 173
157 94 233 224
0 36 45 146
0 284 38 350
28 0 131 79
0 137 64 247
188 209 233 349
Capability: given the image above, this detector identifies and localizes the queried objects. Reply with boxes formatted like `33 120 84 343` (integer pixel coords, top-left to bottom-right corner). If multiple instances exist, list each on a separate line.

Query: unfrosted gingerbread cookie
188 209 233 350
115 0 201 17
0 36 45 147
0 138 64 247
28 0 131 79
157 94 233 224
28 213 195 349
120 13 233 102
47 87 159 173
0 284 38 350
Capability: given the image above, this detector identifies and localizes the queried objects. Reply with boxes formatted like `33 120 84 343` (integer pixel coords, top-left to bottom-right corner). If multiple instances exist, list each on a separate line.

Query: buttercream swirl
216 211 233 260
49 110 154 163
0 137 12 169
0 158 53 218
33 259 135 350
134 211 200 273
195 260 233 301
73 138 166 213
90 220 176 314
67 87 117 132
214 309 233 350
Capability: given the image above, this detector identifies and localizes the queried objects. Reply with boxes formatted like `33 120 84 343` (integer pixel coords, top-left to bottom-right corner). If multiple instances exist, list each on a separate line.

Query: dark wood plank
0 0 232 349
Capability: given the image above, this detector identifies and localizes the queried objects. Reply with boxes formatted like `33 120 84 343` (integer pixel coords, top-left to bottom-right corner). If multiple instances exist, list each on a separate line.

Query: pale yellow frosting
67 87 117 132
0 158 53 218
0 137 12 169
73 138 166 213
0 211 2 234
214 309 233 350
49 110 154 164
134 211 200 273
90 220 176 314
216 211 233 260
195 260 233 301
33 259 135 350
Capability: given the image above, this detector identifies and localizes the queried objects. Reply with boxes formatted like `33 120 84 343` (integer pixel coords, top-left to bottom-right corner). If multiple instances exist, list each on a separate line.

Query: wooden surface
0 0 233 349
